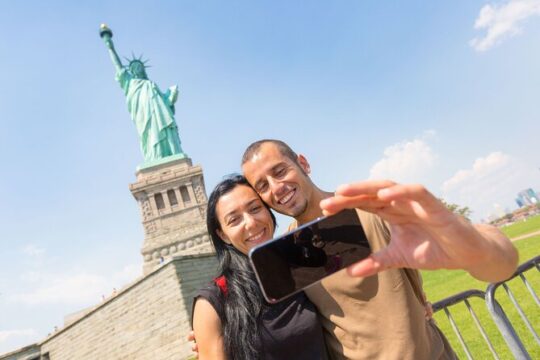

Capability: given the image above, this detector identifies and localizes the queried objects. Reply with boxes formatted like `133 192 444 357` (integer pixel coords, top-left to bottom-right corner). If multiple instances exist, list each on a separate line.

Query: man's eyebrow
270 162 287 172
254 178 267 189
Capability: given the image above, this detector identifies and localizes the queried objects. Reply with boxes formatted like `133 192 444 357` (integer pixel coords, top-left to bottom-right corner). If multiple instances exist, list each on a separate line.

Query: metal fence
433 255 540 360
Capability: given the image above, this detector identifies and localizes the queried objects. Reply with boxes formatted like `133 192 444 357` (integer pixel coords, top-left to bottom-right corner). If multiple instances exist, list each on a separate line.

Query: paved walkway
510 229 540 242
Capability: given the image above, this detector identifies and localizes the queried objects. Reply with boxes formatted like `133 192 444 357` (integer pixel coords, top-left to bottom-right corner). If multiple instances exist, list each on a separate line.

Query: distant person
191 175 328 359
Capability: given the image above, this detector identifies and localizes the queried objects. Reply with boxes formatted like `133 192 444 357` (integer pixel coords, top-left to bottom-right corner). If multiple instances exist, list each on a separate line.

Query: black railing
433 255 540 360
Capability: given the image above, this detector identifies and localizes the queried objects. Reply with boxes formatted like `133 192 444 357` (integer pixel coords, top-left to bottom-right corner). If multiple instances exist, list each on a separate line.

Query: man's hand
425 301 434 320
320 180 518 282
187 331 198 358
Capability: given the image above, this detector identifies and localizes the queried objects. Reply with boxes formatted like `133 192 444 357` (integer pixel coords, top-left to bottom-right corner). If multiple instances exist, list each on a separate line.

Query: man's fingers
335 180 397 197
425 301 434 320
187 331 195 341
346 256 382 277
346 245 409 277
336 182 441 211
377 183 437 204
321 194 385 215
346 249 392 277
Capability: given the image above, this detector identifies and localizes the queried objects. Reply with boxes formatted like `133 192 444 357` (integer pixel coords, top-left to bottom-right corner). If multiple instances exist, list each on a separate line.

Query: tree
439 199 472 221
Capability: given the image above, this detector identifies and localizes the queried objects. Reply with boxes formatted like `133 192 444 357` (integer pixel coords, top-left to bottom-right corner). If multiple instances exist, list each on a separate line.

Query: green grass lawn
423 234 539 359
500 213 540 238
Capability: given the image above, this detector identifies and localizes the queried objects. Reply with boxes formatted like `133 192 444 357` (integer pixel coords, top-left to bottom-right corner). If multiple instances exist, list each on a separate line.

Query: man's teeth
279 190 295 205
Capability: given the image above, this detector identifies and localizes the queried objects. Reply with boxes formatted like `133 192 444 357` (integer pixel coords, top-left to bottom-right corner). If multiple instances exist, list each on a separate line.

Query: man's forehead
244 145 287 172
242 144 288 182
247 142 287 163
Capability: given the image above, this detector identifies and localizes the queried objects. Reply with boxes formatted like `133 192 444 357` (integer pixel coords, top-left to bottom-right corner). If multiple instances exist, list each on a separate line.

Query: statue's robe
116 68 183 162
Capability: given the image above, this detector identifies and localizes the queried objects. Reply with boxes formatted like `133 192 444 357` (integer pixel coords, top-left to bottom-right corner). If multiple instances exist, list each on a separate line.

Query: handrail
432 255 540 360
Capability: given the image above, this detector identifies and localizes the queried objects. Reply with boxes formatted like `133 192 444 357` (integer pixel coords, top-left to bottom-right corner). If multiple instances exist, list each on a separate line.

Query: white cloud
114 264 141 284
0 329 37 344
470 0 540 51
369 131 438 184
9 264 141 306
9 273 108 306
442 152 537 220
442 152 511 192
21 244 45 257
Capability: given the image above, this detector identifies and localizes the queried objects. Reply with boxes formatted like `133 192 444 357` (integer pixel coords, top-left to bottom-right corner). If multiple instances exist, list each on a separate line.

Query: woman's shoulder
193 277 227 319
196 277 225 298
192 284 227 360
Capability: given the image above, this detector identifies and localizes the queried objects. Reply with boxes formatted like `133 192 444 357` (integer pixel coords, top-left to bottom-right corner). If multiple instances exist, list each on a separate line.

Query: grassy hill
500 213 540 239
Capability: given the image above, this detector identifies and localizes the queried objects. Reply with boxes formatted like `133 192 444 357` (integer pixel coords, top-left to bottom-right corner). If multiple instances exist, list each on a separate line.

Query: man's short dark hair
241 139 298 165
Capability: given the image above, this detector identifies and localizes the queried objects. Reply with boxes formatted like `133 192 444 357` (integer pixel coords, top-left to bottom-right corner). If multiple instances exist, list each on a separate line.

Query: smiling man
241 139 518 360
242 141 330 225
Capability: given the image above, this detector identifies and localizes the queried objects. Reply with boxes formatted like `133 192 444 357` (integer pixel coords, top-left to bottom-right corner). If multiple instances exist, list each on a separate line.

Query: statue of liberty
100 24 185 165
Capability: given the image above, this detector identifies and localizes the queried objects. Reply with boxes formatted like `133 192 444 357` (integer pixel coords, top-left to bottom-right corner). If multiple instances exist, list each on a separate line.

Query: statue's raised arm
100 24 123 73
99 24 185 166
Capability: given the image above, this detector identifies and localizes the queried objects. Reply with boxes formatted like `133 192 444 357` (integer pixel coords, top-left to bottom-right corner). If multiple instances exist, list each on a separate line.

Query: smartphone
249 209 371 303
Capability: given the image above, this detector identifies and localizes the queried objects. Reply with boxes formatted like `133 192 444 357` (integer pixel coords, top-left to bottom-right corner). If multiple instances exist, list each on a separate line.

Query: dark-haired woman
192 175 328 360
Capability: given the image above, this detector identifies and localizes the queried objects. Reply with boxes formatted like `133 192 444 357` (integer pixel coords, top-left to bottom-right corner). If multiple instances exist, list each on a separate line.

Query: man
239 139 518 359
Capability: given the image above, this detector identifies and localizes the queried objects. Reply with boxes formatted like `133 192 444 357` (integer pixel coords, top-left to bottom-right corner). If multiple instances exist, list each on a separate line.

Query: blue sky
1 0 539 354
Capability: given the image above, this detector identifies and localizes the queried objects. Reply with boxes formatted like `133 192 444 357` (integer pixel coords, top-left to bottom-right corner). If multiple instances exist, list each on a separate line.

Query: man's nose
268 177 285 195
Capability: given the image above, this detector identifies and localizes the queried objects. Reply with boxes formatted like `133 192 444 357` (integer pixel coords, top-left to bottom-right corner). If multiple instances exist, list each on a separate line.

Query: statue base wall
130 156 214 275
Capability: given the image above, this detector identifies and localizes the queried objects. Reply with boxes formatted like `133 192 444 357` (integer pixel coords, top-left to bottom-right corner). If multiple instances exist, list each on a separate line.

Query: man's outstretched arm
320 180 518 283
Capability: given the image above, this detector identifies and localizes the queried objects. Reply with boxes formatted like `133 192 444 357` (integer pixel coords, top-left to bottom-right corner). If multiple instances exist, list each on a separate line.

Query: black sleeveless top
193 280 328 360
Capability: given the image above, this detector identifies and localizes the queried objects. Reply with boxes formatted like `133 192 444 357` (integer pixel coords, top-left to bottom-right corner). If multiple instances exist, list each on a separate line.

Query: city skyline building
515 188 539 208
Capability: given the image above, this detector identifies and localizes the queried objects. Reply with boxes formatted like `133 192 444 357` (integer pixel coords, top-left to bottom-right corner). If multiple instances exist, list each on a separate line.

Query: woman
192 175 328 360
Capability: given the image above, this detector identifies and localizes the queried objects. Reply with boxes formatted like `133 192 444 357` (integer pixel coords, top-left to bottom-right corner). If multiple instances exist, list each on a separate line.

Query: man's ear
297 154 311 175
217 229 231 244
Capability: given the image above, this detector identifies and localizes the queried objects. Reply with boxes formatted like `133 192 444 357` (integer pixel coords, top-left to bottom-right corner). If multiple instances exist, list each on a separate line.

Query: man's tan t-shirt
288 209 456 360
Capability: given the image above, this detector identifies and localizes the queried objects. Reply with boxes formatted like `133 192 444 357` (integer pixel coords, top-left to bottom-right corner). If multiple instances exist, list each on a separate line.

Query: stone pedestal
129 156 214 275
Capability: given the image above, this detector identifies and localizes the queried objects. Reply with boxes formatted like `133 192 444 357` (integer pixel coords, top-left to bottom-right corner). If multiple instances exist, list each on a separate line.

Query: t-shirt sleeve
354 209 392 249
191 283 224 328
354 209 426 305
371 212 391 244
368 212 425 303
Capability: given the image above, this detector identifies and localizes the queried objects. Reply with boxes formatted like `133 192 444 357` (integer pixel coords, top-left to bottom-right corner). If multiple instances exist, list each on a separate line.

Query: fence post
484 259 538 360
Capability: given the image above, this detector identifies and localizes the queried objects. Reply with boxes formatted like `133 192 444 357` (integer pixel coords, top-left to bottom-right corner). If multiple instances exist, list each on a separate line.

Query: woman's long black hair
206 175 276 360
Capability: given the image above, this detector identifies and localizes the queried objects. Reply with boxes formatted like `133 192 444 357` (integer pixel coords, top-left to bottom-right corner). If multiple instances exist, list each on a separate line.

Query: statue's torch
99 23 113 40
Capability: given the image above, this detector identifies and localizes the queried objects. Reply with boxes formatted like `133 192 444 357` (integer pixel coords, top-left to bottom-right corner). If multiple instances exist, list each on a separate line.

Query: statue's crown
125 53 150 69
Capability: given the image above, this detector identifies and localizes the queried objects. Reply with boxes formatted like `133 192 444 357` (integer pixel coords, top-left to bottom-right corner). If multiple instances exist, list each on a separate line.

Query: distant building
515 188 539 208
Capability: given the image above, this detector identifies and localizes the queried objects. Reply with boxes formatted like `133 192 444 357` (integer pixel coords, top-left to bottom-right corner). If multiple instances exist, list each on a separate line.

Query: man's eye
275 168 286 178
257 182 269 192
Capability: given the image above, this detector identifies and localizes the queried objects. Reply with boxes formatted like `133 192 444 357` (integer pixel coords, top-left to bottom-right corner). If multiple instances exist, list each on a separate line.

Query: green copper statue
100 24 185 165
